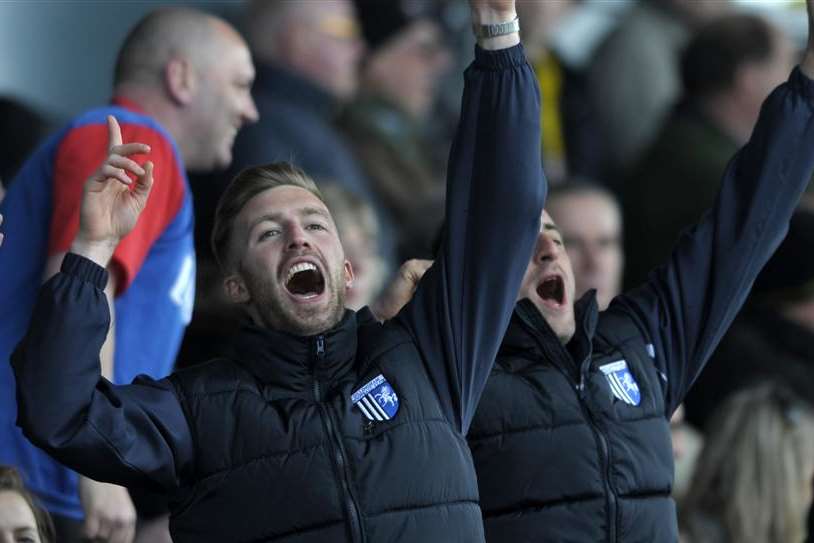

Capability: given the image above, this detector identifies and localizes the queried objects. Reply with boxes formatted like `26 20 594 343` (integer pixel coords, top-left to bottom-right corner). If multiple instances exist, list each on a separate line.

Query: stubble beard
248 266 347 337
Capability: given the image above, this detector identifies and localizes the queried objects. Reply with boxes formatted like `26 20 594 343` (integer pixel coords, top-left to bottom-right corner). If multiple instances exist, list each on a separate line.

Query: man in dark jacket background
465 2 814 539
379 2 814 540
8 1 546 541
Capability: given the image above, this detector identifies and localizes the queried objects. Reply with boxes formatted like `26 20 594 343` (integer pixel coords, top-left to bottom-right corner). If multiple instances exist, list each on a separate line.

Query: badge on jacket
352 374 399 421
599 360 641 406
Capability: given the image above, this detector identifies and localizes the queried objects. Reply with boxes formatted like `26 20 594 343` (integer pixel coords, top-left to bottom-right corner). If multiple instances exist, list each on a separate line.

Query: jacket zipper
576 373 617 543
518 313 618 543
312 335 365 543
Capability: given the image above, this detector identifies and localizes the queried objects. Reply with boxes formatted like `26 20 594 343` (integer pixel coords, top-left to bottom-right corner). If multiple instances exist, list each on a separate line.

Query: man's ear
224 273 250 304
343 259 355 289
165 57 197 106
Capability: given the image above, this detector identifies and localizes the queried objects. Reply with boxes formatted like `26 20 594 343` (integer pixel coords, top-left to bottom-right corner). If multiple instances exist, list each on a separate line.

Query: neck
114 84 192 163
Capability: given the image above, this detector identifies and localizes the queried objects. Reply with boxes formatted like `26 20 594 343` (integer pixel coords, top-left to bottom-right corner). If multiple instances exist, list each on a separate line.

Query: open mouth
284 262 325 300
536 275 565 307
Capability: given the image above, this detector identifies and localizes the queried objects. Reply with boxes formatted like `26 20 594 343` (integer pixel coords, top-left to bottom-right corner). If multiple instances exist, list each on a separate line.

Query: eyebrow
542 222 561 234
249 207 331 232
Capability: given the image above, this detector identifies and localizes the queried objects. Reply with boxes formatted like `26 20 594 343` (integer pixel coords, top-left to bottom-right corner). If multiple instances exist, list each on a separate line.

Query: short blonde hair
211 162 325 273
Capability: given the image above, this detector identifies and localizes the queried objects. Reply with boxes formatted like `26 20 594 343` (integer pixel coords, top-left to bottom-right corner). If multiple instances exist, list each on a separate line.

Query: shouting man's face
226 185 354 336
516 211 577 344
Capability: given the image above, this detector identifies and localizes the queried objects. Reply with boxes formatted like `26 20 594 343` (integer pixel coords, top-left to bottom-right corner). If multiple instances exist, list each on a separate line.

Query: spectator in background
546 182 623 310
0 8 257 542
341 0 452 260
588 0 729 180
680 384 814 543
230 0 372 207
686 210 814 429
320 182 385 310
623 13 795 288
0 98 50 204
0 466 54 543
462 20 814 537
517 1 604 184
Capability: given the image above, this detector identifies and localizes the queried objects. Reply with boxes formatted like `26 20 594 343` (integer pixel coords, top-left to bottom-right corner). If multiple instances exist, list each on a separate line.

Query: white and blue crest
599 360 641 406
351 374 399 421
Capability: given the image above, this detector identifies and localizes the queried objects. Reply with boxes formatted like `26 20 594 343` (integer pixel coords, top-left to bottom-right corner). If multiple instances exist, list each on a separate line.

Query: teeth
286 262 317 283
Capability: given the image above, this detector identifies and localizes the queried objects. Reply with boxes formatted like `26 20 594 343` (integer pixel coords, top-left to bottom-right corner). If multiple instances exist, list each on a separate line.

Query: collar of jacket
231 309 364 393
498 292 599 372
254 61 341 120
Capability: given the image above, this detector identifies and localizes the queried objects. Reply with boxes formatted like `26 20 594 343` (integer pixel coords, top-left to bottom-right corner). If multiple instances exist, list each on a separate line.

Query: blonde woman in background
0 466 55 543
680 384 814 543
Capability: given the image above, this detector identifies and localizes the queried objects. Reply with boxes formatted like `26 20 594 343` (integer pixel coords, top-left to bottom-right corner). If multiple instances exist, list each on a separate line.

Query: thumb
84 510 101 539
133 161 154 203
405 259 433 285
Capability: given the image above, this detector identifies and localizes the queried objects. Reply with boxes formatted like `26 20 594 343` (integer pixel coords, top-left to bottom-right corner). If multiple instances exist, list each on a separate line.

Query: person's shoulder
356 314 415 368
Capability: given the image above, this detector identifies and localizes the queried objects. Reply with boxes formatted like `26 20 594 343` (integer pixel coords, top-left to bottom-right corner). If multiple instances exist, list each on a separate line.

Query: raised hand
468 0 517 50
469 0 516 22
72 116 153 267
79 476 137 543
369 259 433 322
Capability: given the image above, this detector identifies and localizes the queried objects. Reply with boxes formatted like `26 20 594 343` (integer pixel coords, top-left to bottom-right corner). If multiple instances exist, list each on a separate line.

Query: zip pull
316 335 325 359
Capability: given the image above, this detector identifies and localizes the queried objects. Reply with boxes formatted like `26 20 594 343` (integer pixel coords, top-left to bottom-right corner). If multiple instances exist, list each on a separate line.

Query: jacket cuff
61 253 108 290
473 43 527 70
790 66 814 103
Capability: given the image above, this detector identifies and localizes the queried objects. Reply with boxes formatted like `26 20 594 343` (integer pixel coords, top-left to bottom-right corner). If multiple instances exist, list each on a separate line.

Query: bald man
0 7 257 542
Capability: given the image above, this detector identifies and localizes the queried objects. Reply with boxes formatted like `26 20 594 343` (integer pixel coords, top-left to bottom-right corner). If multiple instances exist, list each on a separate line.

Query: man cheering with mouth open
9 0 545 541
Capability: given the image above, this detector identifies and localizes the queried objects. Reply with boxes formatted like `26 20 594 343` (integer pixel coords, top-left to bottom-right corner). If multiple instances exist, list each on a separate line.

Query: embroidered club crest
352 374 399 421
599 360 641 406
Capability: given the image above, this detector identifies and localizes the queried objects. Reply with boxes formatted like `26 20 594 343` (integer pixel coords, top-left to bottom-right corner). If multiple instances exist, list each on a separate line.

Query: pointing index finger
107 115 123 151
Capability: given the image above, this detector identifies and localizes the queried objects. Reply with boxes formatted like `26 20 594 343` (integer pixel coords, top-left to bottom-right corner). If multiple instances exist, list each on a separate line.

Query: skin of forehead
548 197 621 243
0 490 38 534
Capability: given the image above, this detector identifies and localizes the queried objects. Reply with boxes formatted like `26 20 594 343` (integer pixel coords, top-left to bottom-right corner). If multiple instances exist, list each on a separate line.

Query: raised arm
12 117 193 489
396 0 546 433
612 2 814 416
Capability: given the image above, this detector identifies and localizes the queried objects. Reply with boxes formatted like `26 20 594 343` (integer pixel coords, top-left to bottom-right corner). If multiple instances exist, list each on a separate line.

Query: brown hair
680 383 814 543
211 162 325 273
0 466 55 543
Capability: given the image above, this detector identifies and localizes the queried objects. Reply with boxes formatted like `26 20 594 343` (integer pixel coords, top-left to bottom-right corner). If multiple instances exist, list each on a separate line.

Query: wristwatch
474 17 520 39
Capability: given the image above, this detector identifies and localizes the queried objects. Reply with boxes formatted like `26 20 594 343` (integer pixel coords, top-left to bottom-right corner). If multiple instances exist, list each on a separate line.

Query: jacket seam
367 498 480 518
192 441 328 482
483 494 605 518
468 419 593 442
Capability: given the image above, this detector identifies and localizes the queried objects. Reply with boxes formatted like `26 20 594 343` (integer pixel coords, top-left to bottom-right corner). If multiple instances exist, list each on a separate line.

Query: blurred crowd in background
1 0 814 542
